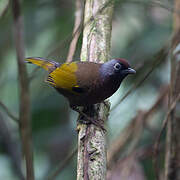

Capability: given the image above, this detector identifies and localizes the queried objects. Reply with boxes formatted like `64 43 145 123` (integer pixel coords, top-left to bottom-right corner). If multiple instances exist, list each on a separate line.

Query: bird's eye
114 63 121 71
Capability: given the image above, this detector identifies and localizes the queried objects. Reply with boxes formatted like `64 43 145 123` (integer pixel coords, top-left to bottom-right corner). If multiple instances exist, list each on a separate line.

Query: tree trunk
165 0 180 179
77 0 114 180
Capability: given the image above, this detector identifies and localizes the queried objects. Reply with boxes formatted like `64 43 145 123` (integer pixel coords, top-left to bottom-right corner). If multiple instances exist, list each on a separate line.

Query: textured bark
80 0 113 63
77 0 114 179
165 0 180 179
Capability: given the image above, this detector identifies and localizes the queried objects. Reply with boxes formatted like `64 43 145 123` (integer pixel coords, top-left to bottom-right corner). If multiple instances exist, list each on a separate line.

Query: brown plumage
26 57 136 107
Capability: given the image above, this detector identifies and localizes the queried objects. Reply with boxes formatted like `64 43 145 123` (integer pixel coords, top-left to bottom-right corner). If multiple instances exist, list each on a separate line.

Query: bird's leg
103 100 110 110
71 106 92 124
71 105 106 131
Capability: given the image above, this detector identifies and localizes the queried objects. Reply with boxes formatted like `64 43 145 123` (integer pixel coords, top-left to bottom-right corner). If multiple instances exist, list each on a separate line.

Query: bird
26 57 136 128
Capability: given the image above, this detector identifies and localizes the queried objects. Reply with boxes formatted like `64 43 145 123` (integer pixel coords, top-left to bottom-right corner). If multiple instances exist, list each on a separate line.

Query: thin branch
143 86 169 120
11 0 34 179
66 0 84 62
127 0 174 12
107 112 142 168
47 0 114 59
164 3 180 178
111 46 169 111
0 101 19 122
0 0 9 18
153 92 180 180
46 0 173 59
107 86 168 167
0 113 24 179
47 147 78 180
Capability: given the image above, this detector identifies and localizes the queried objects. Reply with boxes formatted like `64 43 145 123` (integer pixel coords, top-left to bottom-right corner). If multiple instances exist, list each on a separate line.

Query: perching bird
26 57 136 126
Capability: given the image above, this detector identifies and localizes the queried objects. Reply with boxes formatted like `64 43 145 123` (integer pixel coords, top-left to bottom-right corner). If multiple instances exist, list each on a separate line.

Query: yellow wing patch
47 62 79 91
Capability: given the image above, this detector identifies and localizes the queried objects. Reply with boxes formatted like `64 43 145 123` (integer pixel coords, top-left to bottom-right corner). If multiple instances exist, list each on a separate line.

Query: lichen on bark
77 0 114 179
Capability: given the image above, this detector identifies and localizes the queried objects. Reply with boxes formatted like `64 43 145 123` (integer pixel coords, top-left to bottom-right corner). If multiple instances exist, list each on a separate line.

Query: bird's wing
47 61 101 94
75 62 102 92
47 62 83 93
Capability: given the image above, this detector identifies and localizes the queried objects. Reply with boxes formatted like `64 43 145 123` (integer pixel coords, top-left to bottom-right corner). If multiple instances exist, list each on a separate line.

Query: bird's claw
71 106 106 131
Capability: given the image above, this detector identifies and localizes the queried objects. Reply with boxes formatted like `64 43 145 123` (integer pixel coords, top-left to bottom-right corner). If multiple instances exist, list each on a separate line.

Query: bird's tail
25 57 59 72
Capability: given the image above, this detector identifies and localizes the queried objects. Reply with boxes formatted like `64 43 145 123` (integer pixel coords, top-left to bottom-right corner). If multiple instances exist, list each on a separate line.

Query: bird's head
100 58 136 81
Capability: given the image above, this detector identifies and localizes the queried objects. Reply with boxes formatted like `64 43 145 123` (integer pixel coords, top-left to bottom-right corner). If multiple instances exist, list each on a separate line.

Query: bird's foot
88 118 106 131
103 100 111 110
79 117 106 131
71 106 106 131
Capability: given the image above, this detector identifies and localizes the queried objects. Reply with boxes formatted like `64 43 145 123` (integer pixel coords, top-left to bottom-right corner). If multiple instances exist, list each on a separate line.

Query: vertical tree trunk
77 0 114 180
165 0 180 179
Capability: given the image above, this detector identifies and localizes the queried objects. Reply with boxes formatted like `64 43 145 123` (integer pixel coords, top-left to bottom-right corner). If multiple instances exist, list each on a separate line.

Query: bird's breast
54 63 122 106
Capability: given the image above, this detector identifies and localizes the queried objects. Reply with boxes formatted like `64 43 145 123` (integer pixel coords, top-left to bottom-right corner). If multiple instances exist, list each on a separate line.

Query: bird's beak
127 68 136 74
